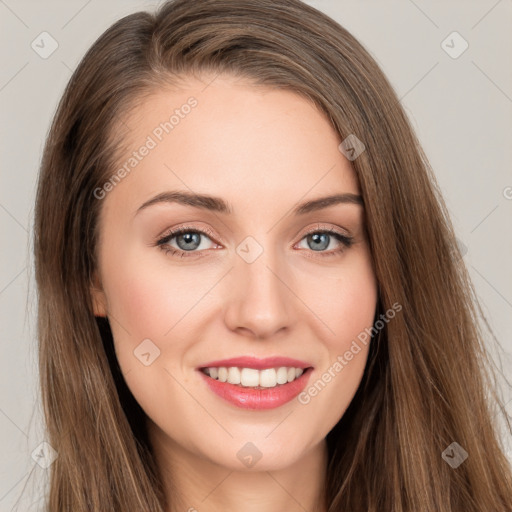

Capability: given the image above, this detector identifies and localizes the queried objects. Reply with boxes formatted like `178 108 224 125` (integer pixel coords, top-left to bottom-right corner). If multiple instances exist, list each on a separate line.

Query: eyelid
295 222 351 242
156 222 350 245
156 223 220 244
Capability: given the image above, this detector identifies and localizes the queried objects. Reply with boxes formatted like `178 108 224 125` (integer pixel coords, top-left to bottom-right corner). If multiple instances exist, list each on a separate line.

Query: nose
223 246 295 339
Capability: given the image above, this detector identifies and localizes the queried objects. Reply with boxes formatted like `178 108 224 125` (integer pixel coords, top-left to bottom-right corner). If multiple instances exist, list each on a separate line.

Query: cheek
296 258 377 433
101 245 200 342
308 252 377 351
299 249 377 406
99 250 200 420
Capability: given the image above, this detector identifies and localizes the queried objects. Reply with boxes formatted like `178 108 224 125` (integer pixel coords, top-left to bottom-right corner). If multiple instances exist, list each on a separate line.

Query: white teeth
202 366 308 388
259 369 276 388
218 367 228 383
227 367 241 385
240 368 259 387
276 367 288 385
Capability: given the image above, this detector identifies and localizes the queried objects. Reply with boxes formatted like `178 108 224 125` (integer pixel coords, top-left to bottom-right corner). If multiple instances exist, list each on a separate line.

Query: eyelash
156 224 354 259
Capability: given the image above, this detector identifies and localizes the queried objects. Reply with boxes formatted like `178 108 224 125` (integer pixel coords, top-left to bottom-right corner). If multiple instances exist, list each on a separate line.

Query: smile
201 366 305 388
197 357 314 410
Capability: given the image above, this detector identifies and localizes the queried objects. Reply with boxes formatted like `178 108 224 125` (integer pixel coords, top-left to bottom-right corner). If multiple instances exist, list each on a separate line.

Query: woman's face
91 74 377 472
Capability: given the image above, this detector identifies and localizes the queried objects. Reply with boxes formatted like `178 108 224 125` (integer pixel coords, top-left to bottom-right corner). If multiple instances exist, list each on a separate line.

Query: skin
91 73 378 512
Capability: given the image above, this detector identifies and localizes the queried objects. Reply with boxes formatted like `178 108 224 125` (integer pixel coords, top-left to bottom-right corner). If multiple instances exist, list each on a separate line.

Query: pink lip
197 356 312 370
197 366 314 410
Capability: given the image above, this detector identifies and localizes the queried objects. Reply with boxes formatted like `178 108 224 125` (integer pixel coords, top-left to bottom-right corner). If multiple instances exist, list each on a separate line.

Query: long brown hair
33 0 512 510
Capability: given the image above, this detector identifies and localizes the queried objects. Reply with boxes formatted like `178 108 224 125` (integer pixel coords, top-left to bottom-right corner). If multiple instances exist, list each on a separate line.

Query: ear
90 271 108 317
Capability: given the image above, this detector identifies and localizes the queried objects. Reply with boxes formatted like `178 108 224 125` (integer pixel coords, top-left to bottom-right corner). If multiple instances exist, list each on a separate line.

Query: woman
33 0 512 510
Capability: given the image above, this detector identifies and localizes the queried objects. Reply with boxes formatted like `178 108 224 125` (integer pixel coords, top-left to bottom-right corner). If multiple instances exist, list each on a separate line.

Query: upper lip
197 356 313 370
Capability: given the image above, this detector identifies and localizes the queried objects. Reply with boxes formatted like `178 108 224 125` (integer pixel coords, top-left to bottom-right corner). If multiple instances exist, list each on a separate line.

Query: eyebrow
136 190 363 216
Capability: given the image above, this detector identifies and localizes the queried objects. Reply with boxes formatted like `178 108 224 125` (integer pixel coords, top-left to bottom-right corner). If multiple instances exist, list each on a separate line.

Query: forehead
104 74 360 217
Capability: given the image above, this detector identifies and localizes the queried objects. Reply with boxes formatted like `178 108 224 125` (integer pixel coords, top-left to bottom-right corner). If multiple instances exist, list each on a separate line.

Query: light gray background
1 0 511 510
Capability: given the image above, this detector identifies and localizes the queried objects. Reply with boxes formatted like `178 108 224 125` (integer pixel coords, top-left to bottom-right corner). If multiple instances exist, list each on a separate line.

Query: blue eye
156 225 353 259
156 227 217 258
297 228 353 256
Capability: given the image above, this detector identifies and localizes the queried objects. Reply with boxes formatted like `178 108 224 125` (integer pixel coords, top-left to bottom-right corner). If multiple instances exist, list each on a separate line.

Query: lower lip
198 368 313 410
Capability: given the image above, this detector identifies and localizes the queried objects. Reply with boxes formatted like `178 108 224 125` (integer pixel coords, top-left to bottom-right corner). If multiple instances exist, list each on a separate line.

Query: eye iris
177 232 201 250
308 233 329 251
